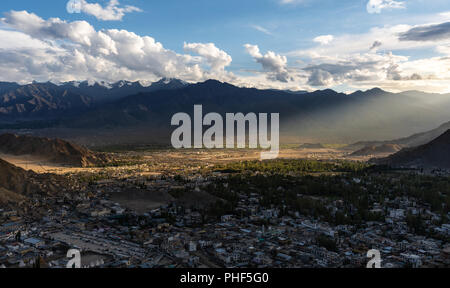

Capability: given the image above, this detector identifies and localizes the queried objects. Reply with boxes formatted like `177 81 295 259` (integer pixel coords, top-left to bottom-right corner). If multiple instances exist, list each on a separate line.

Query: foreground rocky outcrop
0 133 110 167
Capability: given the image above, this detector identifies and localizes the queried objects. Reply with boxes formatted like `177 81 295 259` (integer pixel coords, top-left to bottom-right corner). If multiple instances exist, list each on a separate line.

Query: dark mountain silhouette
344 120 450 151
374 130 450 169
348 87 388 98
350 144 402 156
63 80 356 130
62 81 450 144
0 134 110 167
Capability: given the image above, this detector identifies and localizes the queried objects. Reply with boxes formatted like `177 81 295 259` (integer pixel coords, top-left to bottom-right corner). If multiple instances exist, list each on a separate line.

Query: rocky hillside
0 158 36 197
0 134 110 167
0 158 77 207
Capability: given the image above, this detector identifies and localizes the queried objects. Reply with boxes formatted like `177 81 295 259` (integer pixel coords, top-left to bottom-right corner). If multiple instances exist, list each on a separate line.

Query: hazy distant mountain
350 144 402 156
390 121 450 147
0 133 110 167
374 130 450 169
344 120 450 151
299 143 326 149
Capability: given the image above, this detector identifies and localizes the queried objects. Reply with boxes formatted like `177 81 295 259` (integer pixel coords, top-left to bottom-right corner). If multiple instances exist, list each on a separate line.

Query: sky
1 0 450 93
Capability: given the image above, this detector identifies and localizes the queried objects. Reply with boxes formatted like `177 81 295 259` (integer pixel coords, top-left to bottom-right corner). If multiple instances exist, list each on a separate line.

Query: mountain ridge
373 129 450 169
2 79 450 144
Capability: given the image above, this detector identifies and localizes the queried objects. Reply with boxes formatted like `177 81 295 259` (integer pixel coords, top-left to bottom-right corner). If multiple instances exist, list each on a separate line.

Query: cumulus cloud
366 0 405 14
288 24 425 61
298 43 444 88
244 44 292 82
302 53 395 86
399 22 450 42
297 45 449 91
314 35 334 45
0 10 234 84
243 16 450 92
183 42 232 73
67 0 142 21
2 8 450 93
306 69 334 86
386 63 424 81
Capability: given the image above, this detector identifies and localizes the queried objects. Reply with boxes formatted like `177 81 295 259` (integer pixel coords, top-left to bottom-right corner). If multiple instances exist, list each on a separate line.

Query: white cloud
67 0 142 21
302 52 408 86
366 0 405 14
288 24 439 59
440 11 450 19
284 18 450 92
0 29 50 50
244 44 292 82
436 45 450 55
0 10 305 90
299 50 450 92
0 10 234 84
313 35 334 45
2 9 450 94
183 42 232 73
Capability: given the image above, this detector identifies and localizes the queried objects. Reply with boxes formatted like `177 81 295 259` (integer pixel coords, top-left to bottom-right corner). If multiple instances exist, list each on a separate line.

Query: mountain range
0 78 188 121
1 78 450 145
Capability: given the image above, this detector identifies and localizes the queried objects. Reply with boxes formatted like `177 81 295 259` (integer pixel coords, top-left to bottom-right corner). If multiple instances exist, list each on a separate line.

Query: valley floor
1 148 449 268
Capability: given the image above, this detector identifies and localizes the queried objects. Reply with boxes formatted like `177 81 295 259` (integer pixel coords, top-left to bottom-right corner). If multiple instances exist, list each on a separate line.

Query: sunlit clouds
1 2 450 93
